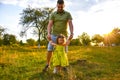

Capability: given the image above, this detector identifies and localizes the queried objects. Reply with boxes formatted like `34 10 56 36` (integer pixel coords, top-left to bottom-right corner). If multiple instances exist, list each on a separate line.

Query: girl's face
58 38 65 44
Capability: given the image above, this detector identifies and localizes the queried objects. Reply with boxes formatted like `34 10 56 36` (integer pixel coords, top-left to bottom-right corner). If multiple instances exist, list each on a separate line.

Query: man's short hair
57 0 64 4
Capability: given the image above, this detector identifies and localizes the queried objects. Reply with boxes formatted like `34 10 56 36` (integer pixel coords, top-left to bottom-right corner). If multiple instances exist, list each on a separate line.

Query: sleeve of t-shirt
49 12 54 20
68 12 72 20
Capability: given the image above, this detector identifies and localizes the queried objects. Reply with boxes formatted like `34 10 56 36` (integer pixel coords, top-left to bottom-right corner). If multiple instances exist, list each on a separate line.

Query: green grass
0 46 120 80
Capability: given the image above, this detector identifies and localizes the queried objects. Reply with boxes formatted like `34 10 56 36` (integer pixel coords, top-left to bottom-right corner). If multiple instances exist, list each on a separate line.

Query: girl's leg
56 66 61 73
62 66 69 73
53 66 57 73
53 65 62 73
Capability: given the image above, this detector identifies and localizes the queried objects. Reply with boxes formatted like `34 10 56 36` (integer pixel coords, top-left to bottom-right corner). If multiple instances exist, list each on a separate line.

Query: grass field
0 46 120 80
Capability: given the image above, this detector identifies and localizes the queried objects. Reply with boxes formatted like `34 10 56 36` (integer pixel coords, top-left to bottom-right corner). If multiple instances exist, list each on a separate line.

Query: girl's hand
50 40 56 46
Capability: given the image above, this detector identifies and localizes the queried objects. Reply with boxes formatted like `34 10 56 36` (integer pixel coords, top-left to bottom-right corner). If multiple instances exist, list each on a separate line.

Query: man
43 0 74 71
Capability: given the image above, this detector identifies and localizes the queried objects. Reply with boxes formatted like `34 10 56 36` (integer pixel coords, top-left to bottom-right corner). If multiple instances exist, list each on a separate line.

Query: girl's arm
50 40 56 46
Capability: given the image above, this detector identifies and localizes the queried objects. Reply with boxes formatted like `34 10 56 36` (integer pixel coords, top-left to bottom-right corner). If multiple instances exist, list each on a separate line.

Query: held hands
66 34 73 45
47 34 51 41
68 33 73 40
47 34 56 46
49 40 56 46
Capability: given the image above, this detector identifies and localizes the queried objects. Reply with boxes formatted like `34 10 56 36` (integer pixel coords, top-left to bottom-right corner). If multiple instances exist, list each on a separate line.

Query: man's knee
47 51 53 56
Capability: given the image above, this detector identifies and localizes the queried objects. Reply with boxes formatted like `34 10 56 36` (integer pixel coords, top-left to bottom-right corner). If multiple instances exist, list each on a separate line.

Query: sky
0 0 120 42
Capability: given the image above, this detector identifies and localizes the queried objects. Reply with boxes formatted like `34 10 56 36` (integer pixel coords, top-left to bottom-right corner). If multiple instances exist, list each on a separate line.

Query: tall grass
0 46 120 80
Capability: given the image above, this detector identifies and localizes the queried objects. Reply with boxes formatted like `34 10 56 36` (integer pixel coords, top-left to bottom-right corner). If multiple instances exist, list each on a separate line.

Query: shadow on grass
28 59 89 80
29 71 64 80
29 59 108 80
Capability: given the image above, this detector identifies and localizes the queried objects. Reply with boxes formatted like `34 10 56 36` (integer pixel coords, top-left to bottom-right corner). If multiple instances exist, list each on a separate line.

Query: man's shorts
47 35 68 52
47 35 57 51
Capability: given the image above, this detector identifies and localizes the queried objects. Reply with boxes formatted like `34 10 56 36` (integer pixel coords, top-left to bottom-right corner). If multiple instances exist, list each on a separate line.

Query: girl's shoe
53 67 57 74
62 67 68 72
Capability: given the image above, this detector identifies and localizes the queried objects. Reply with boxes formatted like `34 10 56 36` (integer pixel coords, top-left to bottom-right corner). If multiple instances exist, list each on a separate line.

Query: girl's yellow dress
52 45 69 67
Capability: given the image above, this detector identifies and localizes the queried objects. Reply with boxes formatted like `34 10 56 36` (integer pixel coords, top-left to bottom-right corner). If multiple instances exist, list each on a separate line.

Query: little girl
50 34 71 73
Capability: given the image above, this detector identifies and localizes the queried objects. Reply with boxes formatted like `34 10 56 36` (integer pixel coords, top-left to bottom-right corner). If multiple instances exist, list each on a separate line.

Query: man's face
57 4 64 12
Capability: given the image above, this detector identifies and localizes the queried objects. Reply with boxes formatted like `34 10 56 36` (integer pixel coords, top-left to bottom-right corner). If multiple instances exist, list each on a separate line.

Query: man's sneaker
42 64 50 72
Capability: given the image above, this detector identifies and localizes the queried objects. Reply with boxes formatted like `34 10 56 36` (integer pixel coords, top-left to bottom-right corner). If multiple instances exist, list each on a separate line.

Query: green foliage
0 39 3 46
0 25 6 39
92 34 103 43
26 38 36 46
19 6 55 45
110 27 120 45
39 40 48 46
19 40 24 46
70 39 82 46
91 34 104 46
78 32 91 46
3 34 17 45
0 46 120 80
103 27 120 46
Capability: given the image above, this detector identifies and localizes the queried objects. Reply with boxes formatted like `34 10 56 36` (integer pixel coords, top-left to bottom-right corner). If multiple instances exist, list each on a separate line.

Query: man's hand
47 34 51 41
68 34 73 40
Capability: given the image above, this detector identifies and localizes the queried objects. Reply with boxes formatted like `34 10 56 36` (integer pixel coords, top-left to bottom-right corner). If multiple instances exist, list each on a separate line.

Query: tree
0 25 6 39
103 27 120 46
78 32 91 46
19 40 24 46
91 34 103 46
111 27 120 45
26 38 36 46
19 6 54 46
3 34 16 45
0 38 2 46
0 26 6 46
70 39 82 46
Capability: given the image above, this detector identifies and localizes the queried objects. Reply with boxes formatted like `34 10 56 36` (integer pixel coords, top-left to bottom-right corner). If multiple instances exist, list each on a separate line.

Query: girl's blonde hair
56 34 66 44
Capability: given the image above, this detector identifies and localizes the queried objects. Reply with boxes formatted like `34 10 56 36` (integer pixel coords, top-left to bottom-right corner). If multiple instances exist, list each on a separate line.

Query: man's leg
43 35 57 72
42 51 52 72
46 35 57 65
47 51 53 66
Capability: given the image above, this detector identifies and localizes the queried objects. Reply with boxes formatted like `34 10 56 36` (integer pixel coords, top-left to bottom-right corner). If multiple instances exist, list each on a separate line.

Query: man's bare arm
68 20 74 40
47 20 53 41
